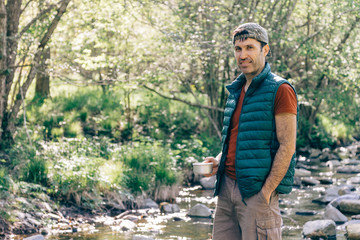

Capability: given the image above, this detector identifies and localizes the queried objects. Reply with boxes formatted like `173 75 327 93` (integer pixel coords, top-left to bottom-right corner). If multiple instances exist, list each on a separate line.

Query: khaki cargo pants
212 175 282 240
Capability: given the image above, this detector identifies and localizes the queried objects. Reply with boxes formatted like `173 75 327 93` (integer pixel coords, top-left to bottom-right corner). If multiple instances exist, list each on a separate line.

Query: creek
46 163 358 240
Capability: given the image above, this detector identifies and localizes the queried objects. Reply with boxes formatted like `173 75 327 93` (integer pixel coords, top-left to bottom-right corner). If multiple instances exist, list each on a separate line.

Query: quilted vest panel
215 63 297 199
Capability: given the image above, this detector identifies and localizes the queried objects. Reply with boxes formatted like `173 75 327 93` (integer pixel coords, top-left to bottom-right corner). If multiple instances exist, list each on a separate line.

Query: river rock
338 200 360 214
343 159 360 166
13 221 36 234
309 149 322 159
133 235 155 240
326 160 341 168
324 204 348 224
346 223 360 240
187 203 212 218
199 175 216 189
319 178 333 184
23 235 45 240
337 166 360 174
330 194 360 208
293 177 302 187
295 168 311 177
27 217 41 227
119 220 136 231
172 216 183 221
302 220 336 239
348 176 360 185
337 146 350 159
34 201 53 212
320 152 339 162
140 199 158 209
301 177 320 186
15 211 26 220
313 188 339 205
160 203 180 214
39 228 50 235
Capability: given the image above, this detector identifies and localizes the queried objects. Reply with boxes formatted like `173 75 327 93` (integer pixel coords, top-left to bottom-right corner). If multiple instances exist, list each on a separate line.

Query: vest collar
226 62 271 95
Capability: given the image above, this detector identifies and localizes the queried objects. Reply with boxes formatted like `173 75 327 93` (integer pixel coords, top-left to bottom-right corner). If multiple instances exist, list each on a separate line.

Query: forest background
0 0 360 217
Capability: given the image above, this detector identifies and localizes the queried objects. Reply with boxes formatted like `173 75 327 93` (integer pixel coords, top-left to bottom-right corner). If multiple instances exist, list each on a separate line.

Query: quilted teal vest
214 63 298 200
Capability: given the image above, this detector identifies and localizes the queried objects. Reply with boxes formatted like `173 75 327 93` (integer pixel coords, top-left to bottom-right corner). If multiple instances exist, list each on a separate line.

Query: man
204 23 297 239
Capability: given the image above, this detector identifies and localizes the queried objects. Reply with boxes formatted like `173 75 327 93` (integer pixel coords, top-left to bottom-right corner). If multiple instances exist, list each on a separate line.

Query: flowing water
47 164 358 240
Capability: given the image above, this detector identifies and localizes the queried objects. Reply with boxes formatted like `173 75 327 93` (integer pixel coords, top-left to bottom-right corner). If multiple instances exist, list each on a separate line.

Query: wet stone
27 217 41 227
34 212 44 218
160 203 180 214
294 168 311 177
348 176 360 185
346 223 360 240
293 177 302 187
133 235 155 240
343 159 360 166
337 166 360 174
324 204 348 224
338 200 360 215
320 152 339 162
23 235 45 240
339 188 352 196
172 216 183 221
15 211 26 220
140 199 158 209
39 228 50 235
302 220 336 239
47 213 61 220
199 175 216 190
326 160 341 169
301 177 320 186
187 203 212 218
330 194 360 208
119 219 136 231
309 149 322 159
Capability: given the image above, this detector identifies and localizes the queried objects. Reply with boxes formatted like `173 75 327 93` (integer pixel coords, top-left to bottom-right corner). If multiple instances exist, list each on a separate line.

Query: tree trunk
35 46 50 100
0 0 7 140
0 0 71 150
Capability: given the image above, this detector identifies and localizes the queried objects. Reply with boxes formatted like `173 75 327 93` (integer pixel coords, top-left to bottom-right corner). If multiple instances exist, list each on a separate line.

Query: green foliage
137 94 200 141
21 157 48 186
26 89 125 140
0 167 11 192
120 141 181 196
46 139 112 208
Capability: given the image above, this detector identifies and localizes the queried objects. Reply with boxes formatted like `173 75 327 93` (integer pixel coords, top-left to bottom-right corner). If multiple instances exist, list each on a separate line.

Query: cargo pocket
256 216 282 240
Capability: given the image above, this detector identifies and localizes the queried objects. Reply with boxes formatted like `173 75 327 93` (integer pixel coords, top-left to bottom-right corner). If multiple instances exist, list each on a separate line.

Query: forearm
262 144 295 196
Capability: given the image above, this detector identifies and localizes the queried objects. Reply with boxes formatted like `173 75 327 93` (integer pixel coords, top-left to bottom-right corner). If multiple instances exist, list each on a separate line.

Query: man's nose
239 50 248 59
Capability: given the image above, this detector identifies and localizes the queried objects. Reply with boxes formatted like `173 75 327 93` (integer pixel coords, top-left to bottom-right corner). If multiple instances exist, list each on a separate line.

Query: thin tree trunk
5 0 71 141
35 46 50 100
0 0 6 140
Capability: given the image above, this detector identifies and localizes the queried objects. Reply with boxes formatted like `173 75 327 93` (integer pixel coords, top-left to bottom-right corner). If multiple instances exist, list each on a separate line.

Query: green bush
21 157 48 186
119 141 181 197
0 167 11 191
136 95 199 142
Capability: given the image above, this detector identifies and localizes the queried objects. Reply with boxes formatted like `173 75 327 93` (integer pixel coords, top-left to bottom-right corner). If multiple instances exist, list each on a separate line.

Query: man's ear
263 44 270 57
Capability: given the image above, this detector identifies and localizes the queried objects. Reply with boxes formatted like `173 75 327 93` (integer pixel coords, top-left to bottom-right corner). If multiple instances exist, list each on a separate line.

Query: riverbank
2 141 360 239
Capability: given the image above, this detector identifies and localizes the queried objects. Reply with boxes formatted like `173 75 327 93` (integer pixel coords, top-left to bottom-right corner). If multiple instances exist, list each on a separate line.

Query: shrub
119 141 181 200
0 167 11 191
21 157 48 186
